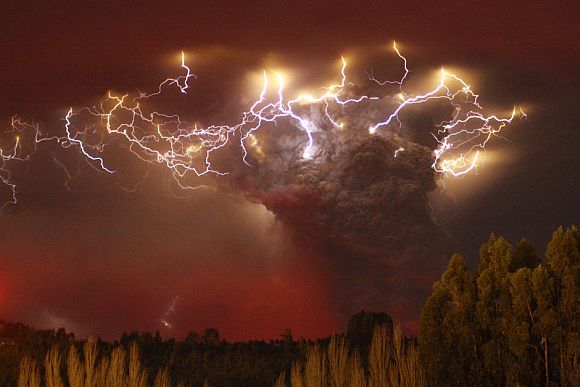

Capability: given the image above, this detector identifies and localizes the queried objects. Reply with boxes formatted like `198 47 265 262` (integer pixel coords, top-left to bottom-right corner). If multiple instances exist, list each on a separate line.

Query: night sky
0 1 578 341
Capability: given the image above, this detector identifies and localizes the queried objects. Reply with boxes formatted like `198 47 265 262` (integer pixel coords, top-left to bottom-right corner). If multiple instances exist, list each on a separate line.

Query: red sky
0 1 578 340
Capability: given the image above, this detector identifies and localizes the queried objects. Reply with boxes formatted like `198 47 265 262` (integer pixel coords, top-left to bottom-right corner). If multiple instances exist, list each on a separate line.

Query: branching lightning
0 43 525 207
0 116 39 208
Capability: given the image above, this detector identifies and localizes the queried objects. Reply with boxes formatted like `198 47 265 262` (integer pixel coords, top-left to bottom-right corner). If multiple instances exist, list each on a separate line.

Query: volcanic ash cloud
221 102 453 328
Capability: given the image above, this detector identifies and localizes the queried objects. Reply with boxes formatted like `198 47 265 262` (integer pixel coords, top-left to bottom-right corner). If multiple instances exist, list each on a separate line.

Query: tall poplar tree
509 267 542 385
419 254 477 386
543 226 579 384
476 235 513 385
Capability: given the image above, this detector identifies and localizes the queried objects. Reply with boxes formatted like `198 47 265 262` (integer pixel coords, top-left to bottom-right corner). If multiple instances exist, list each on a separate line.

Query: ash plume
221 95 453 328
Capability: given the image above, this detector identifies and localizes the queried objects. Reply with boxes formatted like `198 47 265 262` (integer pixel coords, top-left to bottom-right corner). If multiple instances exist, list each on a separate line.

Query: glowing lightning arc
1 43 525 207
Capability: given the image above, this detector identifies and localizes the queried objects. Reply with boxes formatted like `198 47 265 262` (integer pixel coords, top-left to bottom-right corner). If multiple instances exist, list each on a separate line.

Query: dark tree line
419 225 579 386
0 311 390 386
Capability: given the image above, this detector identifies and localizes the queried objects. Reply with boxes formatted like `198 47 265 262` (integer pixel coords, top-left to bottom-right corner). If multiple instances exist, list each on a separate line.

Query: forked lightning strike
0 117 39 208
1 43 525 207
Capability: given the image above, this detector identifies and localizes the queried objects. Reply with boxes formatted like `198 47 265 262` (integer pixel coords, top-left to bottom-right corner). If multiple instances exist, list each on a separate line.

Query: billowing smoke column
231 135 451 325
223 78 454 325
0 44 524 329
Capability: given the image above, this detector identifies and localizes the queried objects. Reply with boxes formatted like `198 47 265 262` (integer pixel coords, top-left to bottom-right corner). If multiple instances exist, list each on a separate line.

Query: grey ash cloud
218 91 454 328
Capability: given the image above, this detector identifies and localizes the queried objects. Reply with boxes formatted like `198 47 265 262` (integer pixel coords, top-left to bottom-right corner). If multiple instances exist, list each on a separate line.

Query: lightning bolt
160 295 179 329
0 116 39 208
1 43 525 207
